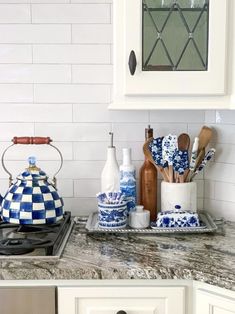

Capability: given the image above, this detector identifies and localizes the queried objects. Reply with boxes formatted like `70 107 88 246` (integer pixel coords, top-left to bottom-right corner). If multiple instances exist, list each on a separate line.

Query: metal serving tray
85 211 218 234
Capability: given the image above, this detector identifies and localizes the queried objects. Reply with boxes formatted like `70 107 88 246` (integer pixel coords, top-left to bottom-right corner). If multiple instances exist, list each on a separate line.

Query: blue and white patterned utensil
184 137 199 182
191 148 216 180
149 137 168 168
173 150 189 183
162 134 178 182
149 137 170 182
96 191 125 204
189 137 199 171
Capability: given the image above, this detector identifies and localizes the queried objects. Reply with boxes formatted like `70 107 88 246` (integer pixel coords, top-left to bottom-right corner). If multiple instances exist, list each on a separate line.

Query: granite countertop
0 220 234 291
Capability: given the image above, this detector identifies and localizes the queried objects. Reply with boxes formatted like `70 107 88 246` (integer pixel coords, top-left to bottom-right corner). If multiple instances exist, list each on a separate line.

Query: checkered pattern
1 179 64 224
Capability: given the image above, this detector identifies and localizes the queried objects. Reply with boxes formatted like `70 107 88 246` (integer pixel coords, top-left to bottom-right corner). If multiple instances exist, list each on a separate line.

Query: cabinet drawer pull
128 50 137 75
116 311 127 314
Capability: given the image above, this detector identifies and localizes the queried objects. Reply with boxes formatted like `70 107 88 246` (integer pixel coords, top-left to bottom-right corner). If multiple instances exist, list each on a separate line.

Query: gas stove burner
15 224 58 235
0 238 53 255
0 211 72 257
0 248 34 255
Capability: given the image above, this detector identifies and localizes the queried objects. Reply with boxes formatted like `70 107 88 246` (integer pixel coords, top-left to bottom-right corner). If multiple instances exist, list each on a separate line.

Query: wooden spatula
195 126 213 169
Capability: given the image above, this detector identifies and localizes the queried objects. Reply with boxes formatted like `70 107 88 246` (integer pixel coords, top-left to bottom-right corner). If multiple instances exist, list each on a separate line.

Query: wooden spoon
177 133 190 182
195 126 213 169
143 139 169 182
178 133 190 151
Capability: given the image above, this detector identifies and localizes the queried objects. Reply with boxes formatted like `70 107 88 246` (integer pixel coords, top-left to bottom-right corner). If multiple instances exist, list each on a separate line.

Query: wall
204 111 235 221
0 0 233 221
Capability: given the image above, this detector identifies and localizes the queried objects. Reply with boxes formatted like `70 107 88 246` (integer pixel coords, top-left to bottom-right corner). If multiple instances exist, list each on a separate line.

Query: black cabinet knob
128 50 137 75
116 311 127 314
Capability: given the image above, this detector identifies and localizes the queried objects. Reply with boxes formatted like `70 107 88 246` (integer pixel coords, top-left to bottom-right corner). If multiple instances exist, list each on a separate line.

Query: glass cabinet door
142 0 209 72
124 0 227 96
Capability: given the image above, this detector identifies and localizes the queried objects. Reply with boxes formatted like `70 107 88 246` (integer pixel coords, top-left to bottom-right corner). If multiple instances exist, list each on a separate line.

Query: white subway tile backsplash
205 110 216 123
0 0 234 220
151 123 188 137
32 4 110 24
63 197 97 216
73 141 144 162
0 123 34 141
73 104 110 122
204 180 215 199
0 84 33 102
214 110 235 124
0 103 72 122
0 45 32 63
71 0 112 3
35 123 111 141
57 179 74 197
195 180 204 198
214 181 235 203
58 161 104 179
0 0 70 2
187 123 207 141
204 198 235 221
205 162 235 184
115 142 144 161
33 44 110 64
0 5 30 23
72 24 112 43
0 25 71 43
73 141 108 161
34 84 111 103
31 0 70 2
74 179 100 197
0 142 73 160
72 65 112 84
112 123 187 142
210 124 235 144
213 143 235 164
112 123 148 142
110 110 149 123
0 64 71 83
150 110 205 123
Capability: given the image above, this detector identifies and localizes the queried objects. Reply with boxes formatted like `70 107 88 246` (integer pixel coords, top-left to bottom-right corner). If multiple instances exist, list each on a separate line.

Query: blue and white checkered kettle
0 137 64 224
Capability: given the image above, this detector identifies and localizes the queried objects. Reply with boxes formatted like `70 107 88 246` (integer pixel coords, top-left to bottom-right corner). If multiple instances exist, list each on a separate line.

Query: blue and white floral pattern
120 170 136 213
162 134 178 166
156 210 200 228
149 137 168 168
98 202 127 228
173 150 189 175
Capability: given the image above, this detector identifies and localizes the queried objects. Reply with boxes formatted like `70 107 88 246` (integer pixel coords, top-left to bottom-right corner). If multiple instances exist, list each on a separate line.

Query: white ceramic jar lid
129 206 150 229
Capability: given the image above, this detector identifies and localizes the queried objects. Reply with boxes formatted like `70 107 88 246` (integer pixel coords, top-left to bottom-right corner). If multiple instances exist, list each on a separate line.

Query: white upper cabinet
110 0 235 109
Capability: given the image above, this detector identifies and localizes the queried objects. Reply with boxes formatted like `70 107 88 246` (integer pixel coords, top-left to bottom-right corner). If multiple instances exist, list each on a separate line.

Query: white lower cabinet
195 288 235 314
57 286 185 314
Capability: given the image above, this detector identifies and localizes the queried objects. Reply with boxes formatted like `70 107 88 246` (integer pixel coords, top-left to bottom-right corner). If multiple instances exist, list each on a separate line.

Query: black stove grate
0 211 71 256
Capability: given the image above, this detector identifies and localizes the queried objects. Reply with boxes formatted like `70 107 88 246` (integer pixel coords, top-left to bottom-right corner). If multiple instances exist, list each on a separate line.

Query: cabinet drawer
196 288 235 314
58 286 185 314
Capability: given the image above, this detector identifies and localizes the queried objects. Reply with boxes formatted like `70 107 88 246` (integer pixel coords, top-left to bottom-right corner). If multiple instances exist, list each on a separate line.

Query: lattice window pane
142 0 209 71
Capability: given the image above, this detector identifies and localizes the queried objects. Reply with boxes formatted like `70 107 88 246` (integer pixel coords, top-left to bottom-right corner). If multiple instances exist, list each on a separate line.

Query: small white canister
129 205 150 229
161 181 197 212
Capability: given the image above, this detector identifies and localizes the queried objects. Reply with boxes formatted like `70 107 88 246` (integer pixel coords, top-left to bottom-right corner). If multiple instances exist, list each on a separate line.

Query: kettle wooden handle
2 137 62 188
12 137 52 145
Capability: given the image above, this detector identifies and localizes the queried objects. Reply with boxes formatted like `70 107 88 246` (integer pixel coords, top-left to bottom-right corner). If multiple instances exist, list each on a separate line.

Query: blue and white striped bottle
120 148 136 213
